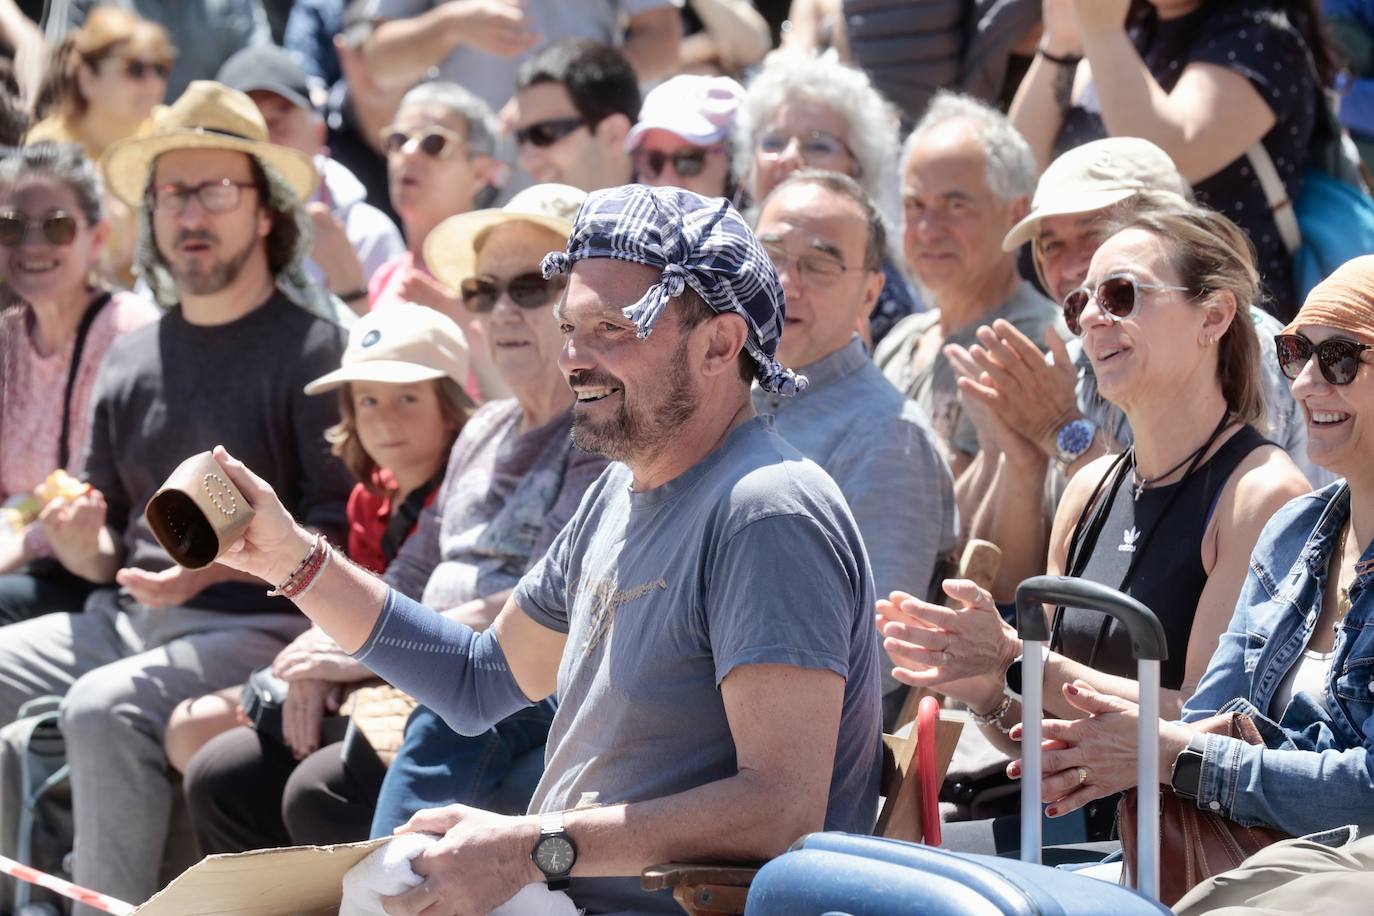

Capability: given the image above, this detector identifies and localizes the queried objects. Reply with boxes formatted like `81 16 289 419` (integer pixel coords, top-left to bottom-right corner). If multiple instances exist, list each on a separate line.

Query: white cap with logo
304 302 472 402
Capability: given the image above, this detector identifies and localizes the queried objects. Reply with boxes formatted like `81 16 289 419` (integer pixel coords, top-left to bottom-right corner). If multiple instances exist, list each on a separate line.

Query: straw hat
101 80 318 208
1001 137 1189 252
304 303 474 402
425 183 586 290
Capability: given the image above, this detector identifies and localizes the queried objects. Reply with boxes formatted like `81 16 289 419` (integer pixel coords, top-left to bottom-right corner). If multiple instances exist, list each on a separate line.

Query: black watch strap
1171 742 1206 801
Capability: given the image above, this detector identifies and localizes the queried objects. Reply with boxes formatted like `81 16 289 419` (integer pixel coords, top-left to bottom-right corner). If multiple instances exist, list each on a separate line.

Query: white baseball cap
625 75 746 151
1002 137 1190 252
304 303 472 402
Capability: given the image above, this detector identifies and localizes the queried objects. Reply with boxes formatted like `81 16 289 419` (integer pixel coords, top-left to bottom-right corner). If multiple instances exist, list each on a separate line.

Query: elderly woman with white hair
735 51 920 344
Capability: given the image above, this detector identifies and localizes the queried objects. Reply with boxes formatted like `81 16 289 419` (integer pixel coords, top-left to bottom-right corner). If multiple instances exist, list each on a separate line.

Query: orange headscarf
1284 255 1374 345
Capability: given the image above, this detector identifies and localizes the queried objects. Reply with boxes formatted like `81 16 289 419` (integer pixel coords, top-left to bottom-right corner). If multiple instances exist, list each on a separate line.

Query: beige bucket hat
424 183 586 290
101 80 319 208
304 302 473 403
1002 137 1189 252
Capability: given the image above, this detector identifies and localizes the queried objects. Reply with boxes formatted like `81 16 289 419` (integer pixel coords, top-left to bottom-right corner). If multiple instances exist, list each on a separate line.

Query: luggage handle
1012 575 1167 901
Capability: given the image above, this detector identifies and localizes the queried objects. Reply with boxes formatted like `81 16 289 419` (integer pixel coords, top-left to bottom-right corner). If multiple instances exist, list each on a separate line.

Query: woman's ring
1076 766 1090 786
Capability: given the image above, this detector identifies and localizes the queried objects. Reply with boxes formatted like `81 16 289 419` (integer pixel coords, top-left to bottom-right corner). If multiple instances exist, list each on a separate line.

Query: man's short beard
571 332 699 463
164 230 260 296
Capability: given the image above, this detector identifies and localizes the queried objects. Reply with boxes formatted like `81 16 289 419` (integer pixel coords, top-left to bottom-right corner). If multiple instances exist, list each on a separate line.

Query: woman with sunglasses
996 257 1374 868
734 51 920 345
29 7 173 162
878 199 1310 851
367 81 506 399
0 143 157 625
627 74 743 200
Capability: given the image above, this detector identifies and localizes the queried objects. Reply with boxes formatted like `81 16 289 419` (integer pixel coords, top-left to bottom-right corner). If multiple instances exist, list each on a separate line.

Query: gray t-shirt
364 0 679 112
874 280 1060 459
515 418 882 914
385 400 608 606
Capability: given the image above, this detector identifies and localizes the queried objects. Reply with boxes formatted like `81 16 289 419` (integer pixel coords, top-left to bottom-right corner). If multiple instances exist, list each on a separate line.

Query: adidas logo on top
1119 526 1140 553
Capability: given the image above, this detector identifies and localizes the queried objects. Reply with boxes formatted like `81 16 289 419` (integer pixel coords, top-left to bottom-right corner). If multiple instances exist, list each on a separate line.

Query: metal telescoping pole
1136 658 1161 899
1020 639 1045 865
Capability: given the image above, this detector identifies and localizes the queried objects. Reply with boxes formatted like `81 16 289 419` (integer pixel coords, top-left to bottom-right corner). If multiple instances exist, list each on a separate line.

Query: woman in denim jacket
1017 255 1374 837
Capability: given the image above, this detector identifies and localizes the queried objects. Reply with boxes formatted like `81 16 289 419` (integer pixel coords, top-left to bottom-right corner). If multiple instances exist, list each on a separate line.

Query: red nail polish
1046 806 1058 817
1066 684 1079 695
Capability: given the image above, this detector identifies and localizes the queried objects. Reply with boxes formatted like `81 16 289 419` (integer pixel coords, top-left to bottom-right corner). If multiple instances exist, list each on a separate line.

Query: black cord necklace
1128 412 1230 500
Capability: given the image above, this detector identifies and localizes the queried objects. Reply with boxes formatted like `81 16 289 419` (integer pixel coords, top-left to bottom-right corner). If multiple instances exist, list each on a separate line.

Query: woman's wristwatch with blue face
1054 418 1098 475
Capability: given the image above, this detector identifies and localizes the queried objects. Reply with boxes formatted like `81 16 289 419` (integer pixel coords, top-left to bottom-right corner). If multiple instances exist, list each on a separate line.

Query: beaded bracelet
970 694 1015 736
267 532 330 599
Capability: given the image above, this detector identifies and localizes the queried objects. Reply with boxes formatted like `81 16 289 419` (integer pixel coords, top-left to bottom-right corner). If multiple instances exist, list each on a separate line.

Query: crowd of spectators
0 1 1372 914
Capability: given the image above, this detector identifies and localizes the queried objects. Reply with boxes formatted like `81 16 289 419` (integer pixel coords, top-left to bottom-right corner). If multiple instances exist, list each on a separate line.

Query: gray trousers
0 588 307 915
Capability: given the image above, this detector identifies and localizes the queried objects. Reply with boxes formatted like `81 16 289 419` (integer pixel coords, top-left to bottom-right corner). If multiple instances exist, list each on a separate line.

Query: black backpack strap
58 291 113 470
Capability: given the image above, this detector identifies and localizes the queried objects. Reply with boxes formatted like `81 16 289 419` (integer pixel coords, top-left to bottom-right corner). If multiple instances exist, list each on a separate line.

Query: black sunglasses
634 147 716 179
1275 333 1373 385
0 209 78 247
460 272 566 313
514 117 588 148
1061 272 1192 336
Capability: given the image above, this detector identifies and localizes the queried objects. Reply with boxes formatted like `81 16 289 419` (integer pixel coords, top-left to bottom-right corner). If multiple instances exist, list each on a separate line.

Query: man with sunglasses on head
218 43 405 316
627 74 743 200
874 91 1058 521
0 82 353 915
755 170 956 727
512 39 640 193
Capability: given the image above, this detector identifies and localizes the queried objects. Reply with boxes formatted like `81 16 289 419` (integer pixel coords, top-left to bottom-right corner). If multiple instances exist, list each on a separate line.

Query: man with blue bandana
212 184 882 914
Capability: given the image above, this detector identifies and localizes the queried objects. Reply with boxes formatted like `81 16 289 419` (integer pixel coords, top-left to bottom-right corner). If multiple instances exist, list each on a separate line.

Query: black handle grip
1014 575 1168 662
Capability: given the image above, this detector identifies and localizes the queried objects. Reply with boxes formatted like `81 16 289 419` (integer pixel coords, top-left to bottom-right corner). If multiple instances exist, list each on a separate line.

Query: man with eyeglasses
0 82 352 915
754 170 956 727
874 91 1059 519
218 43 405 316
512 39 640 193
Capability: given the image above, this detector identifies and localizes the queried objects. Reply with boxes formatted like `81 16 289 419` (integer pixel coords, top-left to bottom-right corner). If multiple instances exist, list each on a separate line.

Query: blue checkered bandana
541 184 807 396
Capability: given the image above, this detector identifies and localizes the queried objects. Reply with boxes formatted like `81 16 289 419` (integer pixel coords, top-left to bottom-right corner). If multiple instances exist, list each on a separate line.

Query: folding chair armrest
641 862 762 891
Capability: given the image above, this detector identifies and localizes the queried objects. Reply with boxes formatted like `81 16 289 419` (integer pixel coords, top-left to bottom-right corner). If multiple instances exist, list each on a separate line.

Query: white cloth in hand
339 832 578 916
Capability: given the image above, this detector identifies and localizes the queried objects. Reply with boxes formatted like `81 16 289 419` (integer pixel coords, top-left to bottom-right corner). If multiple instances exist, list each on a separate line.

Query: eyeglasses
459 272 566 313
148 179 257 215
1275 333 1373 385
1061 272 1192 336
0 210 78 246
761 241 852 288
756 129 857 169
514 117 588 148
634 146 719 179
380 125 466 159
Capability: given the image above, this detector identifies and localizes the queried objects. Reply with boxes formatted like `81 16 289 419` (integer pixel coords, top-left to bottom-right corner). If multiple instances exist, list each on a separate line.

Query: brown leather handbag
1118 712 1291 907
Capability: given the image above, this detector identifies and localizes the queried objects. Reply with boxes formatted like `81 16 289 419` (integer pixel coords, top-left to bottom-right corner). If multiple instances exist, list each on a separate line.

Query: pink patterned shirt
1 291 159 501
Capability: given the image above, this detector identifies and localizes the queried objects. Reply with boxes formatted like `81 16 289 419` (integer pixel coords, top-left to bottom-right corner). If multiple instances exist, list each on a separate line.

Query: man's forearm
562 768 825 878
620 8 683 83
363 6 466 90
985 457 1050 603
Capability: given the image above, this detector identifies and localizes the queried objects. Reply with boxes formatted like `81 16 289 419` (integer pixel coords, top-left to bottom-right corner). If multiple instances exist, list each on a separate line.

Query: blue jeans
369 699 556 837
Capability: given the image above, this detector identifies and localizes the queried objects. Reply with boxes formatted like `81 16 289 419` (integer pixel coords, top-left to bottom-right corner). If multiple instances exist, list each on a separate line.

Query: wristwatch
1002 655 1024 701
531 811 576 890
1054 418 1097 475
1170 737 1207 801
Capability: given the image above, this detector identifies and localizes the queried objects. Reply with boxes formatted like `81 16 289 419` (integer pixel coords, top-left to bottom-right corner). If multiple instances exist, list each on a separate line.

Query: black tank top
1054 426 1271 689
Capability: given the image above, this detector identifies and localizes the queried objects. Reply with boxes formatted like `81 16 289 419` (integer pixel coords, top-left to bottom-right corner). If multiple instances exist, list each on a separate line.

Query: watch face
1005 659 1022 696
1058 419 1095 455
534 835 575 875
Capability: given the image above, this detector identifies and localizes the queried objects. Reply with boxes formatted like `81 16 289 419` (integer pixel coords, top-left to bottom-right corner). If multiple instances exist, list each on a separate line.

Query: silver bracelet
970 694 1015 735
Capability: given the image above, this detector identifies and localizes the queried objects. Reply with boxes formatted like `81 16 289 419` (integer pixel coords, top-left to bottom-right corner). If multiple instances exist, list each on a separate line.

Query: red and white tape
0 854 135 915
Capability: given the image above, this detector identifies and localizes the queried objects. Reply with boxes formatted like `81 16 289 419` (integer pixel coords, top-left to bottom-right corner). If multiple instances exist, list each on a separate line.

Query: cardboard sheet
132 838 388 916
